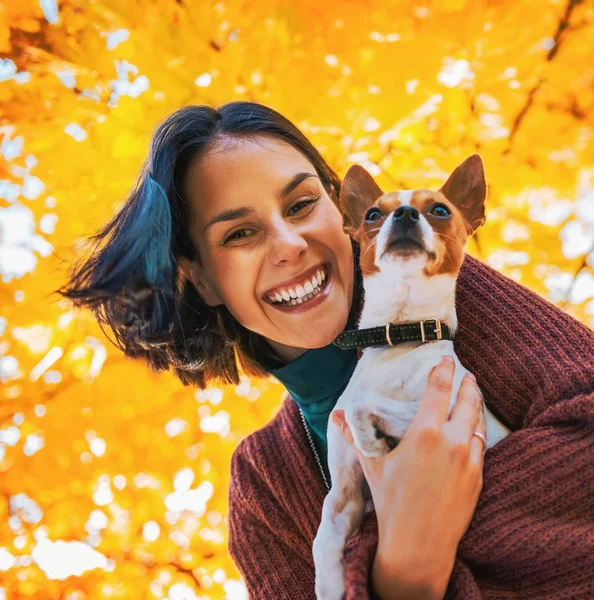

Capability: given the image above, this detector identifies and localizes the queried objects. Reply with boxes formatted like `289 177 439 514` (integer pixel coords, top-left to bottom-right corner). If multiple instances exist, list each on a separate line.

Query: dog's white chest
337 342 451 408
335 342 509 456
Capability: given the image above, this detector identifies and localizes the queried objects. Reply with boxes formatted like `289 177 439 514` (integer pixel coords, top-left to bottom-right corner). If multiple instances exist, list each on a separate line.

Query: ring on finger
472 430 487 450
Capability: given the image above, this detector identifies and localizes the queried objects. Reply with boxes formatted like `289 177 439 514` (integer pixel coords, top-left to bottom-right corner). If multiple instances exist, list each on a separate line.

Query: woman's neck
266 339 309 364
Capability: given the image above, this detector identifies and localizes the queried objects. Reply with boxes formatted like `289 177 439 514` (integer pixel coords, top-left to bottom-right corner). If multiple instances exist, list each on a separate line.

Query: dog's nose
393 206 420 224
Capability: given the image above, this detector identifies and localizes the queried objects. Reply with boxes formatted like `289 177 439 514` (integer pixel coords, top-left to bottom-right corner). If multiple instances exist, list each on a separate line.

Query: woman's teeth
268 268 327 306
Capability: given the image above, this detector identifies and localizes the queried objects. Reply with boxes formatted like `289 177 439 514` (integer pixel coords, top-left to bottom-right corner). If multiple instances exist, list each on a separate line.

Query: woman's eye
365 207 382 223
223 196 320 245
287 197 319 217
430 203 451 218
224 228 253 244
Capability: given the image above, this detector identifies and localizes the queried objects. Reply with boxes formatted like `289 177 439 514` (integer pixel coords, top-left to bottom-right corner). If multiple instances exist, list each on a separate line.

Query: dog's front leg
313 423 365 600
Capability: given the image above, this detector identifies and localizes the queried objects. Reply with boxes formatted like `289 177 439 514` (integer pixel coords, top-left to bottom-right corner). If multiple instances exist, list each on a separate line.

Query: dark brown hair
60 102 359 388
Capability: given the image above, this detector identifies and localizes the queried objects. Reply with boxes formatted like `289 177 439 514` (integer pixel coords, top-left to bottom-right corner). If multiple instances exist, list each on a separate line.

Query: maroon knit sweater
228 255 594 599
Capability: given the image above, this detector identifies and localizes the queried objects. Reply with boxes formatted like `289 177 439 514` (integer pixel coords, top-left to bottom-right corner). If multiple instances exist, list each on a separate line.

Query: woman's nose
268 224 308 265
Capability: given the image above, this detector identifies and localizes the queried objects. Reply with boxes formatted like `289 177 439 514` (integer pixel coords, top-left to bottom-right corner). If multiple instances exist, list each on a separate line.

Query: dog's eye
430 203 450 218
365 207 382 223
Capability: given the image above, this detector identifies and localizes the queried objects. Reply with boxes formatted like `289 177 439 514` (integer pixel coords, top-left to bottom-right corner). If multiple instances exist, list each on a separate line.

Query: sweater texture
228 255 594 599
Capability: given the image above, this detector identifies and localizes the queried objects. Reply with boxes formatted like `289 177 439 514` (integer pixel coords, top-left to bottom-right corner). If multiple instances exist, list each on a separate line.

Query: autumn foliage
0 0 593 598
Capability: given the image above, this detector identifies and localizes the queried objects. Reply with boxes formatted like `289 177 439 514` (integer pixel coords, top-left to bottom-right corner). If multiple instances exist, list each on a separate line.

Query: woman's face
181 136 354 362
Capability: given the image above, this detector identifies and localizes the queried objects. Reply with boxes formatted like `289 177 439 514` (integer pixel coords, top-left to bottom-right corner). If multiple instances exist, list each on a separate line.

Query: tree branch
505 0 584 150
561 238 594 309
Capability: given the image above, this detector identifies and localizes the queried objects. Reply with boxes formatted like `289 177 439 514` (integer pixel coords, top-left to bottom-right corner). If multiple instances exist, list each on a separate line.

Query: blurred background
1 0 593 598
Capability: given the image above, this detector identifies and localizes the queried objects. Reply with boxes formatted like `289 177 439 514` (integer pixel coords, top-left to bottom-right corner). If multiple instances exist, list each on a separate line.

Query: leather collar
333 319 451 351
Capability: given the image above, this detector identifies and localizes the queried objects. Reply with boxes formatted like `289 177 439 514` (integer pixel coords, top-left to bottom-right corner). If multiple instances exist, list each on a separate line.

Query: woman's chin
288 321 348 351
263 286 351 359
265 322 346 362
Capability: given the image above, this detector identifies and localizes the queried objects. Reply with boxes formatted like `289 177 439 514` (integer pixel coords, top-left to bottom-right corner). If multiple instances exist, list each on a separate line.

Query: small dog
313 155 510 599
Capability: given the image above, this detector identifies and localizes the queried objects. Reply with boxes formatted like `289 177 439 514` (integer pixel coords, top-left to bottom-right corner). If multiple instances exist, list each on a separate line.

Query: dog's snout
393 205 420 224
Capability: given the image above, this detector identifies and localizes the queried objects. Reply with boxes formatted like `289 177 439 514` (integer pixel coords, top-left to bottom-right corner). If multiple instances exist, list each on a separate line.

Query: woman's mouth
263 263 332 312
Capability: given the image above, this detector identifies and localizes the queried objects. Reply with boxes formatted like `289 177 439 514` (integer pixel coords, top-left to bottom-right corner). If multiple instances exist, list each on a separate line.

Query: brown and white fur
313 155 510 599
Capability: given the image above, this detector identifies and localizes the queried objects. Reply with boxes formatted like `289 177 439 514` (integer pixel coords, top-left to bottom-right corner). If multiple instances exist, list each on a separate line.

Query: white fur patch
360 269 457 330
397 190 414 205
418 214 436 252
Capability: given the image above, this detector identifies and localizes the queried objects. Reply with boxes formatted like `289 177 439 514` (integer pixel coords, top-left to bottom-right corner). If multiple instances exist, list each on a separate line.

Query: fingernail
330 411 343 426
443 355 454 365
466 372 476 382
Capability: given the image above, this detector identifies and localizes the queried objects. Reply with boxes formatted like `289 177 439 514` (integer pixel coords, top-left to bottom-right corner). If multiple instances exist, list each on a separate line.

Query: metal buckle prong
386 323 394 346
435 320 443 341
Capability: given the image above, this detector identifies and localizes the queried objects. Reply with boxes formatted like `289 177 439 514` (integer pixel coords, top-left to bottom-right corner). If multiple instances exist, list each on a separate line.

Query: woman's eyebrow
203 173 320 233
203 206 256 233
279 172 319 198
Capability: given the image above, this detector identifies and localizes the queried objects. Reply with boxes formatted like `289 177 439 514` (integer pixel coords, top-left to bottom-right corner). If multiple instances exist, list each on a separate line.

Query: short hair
60 101 359 388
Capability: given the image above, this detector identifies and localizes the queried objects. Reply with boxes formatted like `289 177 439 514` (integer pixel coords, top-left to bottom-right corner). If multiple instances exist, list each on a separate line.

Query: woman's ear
178 257 223 307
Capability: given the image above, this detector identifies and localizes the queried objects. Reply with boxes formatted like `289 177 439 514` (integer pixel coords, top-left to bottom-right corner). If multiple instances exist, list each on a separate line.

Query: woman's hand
331 356 486 600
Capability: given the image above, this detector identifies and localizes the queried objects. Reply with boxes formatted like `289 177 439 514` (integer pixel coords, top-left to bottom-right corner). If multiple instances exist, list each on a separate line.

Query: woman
62 102 594 599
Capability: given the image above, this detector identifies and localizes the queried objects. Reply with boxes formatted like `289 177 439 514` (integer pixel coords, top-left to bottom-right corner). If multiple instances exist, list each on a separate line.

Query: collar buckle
420 319 443 343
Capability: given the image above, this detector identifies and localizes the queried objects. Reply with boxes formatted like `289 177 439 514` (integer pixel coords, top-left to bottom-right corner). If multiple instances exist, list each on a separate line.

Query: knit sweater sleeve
229 449 386 600
454 255 594 430
228 434 317 600
446 255 594 598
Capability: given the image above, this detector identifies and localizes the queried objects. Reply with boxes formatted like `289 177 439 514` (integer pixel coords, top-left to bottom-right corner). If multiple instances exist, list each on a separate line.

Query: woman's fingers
469 406 487 466
446 373 482 440
412 356 455 429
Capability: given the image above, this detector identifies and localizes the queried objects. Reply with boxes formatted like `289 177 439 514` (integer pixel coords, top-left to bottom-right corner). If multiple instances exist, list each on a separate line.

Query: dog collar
333 319 451 350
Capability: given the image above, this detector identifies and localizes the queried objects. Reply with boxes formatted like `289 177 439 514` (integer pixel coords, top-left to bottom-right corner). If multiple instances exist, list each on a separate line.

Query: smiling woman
59 101 594 600
60 102 356 384
178 136 354 363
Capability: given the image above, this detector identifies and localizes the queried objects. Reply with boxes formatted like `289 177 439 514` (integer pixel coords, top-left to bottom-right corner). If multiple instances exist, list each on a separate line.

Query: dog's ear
339 165 384 237
439 154 487 235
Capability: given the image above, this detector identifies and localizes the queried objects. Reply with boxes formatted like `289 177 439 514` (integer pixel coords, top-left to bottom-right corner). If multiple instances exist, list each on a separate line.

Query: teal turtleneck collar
267 318 359 475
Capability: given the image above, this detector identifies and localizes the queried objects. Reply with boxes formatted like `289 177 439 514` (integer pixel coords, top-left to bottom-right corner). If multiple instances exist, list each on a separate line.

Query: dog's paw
315 573 345 600
348 403 414 457
313 537 346 599
357 436 395 458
